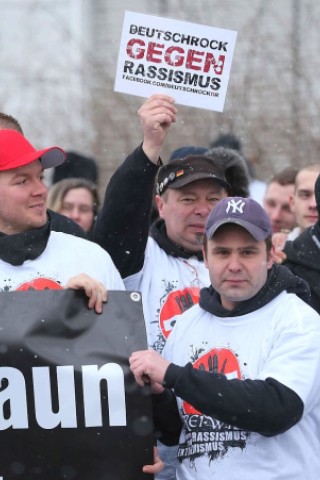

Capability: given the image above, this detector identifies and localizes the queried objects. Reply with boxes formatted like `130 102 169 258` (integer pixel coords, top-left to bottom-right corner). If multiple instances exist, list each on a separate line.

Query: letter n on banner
0 290 153 480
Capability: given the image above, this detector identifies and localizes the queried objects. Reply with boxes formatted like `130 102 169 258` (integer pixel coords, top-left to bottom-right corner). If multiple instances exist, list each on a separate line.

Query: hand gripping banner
0 290 153 480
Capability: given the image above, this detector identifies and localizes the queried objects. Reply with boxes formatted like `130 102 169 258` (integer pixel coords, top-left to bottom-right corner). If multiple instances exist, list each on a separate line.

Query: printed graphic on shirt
160 287 200 339
1 276 62 292
17 278 62 291
178 346 248 463
153 283 200 352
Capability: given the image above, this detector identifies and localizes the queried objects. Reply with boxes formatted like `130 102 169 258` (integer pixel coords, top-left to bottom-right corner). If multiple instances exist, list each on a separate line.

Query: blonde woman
47 177 100 236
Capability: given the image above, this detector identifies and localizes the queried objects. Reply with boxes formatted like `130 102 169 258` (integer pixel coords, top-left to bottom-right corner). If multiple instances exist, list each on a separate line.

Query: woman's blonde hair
47 177 100 215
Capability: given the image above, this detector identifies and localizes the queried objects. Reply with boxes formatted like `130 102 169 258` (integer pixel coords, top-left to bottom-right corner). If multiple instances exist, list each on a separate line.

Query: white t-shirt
125 236 209 353
249 179 267 206
0 231 125 292
163 291 320 480
287 226 302 241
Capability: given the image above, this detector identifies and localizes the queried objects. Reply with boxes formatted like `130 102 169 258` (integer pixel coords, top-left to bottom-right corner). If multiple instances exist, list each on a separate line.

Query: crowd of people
1 93 320 479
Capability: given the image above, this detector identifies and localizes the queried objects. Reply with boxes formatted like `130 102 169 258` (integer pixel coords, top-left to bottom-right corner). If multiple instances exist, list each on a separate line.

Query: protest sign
114 11 237 112
0 289 153 480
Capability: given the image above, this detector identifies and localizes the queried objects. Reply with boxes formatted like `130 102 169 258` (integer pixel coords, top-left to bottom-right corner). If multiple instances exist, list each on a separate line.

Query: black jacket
0 210 87 266
283 222 320 314
94 145 160 278
48 210 87 239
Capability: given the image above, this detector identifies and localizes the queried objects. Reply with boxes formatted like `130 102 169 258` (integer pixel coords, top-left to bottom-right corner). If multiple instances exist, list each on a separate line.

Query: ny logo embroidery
226 199 245 214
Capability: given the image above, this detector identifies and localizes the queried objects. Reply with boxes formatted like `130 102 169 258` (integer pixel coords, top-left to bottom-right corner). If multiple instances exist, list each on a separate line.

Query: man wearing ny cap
0 129 124 308
129 197 320 479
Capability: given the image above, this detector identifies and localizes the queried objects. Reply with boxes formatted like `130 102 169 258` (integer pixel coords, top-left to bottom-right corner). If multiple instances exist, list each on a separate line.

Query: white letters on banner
0 363 127 430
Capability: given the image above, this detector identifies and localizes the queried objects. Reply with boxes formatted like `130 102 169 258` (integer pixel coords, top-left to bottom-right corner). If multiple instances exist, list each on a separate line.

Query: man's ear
155 194 165 218
289 193 295 213
202 245 209 268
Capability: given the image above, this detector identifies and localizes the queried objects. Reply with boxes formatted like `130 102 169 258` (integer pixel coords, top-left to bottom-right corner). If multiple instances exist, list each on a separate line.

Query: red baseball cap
0 129 66 171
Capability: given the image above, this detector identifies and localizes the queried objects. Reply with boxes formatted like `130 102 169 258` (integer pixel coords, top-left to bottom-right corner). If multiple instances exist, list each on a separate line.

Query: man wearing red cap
0 129 124 309
0 112 89 239
0 129 163 475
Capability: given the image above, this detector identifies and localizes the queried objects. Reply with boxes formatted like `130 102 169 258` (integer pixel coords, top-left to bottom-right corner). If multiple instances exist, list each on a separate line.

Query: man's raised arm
94 94 176 278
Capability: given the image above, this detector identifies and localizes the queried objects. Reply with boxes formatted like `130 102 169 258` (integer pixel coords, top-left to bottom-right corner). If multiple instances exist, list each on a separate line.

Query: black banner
0 290 153 480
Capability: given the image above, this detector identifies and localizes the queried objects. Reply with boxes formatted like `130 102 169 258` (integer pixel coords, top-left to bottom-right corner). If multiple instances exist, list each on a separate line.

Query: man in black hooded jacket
283 173 320 313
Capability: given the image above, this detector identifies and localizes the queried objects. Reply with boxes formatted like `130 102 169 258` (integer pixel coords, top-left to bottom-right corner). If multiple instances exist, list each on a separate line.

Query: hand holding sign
142 447 164 475
65 273 108 313
139 94 177 163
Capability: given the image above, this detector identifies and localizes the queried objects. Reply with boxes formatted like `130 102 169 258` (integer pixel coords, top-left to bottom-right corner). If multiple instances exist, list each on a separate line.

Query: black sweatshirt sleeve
94 145 160 278
48 210 88 239
152 389 182 446
164 363 304 437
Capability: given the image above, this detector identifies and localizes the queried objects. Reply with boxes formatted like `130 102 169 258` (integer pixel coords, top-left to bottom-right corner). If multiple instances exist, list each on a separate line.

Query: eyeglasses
60 203 94 215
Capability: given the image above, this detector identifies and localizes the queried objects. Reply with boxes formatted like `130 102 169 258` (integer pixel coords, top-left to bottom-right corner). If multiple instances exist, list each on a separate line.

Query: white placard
114 11 238 112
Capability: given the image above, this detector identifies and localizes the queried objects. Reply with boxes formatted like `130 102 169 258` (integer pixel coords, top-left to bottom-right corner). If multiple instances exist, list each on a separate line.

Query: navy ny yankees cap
205 197 272 241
